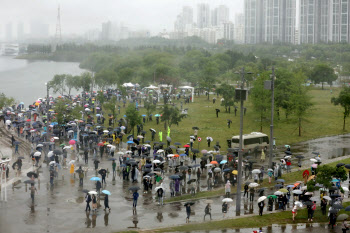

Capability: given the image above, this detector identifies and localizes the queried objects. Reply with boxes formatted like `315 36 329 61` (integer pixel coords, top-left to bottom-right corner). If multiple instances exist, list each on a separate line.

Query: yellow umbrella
307 175 315 181
35 102 40 106
279 188 288 193
232 170 238 175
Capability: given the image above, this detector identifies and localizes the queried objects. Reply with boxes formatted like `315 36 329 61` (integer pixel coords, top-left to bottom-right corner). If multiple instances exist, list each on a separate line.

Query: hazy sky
1 0 244 38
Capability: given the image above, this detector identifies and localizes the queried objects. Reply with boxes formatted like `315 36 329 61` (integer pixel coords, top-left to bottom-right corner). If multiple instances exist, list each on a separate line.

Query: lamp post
0 159 11 202
45 83 50 134
234 67 253 214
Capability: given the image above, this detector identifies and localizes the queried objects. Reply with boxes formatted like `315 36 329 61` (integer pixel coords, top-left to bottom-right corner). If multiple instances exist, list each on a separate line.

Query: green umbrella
279 188 288 193
267 195 277 199
60 143 66 147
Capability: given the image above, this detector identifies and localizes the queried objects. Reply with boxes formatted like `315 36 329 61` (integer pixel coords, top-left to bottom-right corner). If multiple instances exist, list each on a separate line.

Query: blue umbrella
155 114 160 117
96 114 101 117
223 168 233 172
220 160 227 164
120 164 126 167
287 185 295 188
123 115 126 117
102 190 111 195
180 154 187 156
142 114 146 117
90 177 101 181
127 141 134 144
50 122 58 126
332 179 340 182
145 164 152 168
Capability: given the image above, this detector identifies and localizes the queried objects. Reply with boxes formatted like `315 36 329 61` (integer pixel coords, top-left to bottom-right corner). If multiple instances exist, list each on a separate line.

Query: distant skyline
1 0 243 39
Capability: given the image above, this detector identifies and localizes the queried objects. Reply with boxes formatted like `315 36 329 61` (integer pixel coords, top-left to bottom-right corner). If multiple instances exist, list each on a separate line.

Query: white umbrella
222 198 233 203
49 161 56 166
88 191 97 195
116 152 124 155
292 190 302 194
110 146 116 151
5 120 11 125
34 152 41 157
68 160 75 165
301 186 308 190
205 164 213 167
167 154 174 158
249 182 259 188
310 197 318 201
157 149 164 153
252 169 261 174
30 129 36 133
323 196 332 201
36 144 43 147
125 151 132 154
63 146 71 150
103 130 109 133
68 130 74 133
342 187 349 192
85 108 91 111
53 137 59 140
305 192 313 195
295 201 303 207
258 196 267 203
153 160 161 164
274 191 283 195
310 158 317 162
143 144 151 147
214 167 221 172
137 135 144 139
155 186 164 192
47 151 54 158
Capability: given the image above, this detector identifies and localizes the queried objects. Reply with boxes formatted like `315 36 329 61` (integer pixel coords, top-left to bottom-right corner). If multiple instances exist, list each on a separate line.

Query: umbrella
174 142 181 146
155 186 164 192
295 201 303 207
284 151 292 155
24 180 35 184
338 214 349 221
223 168 233 172
333 204 344 209
304 192 313 195
252 169 261 174
98 169 107 175
179 166 188 171
129 186 140 191
187 179 196 184
232 170 238 175
153 160 161 164
276 179 285 183
205 164 213 167
88 191 97 195
323 196 332 201
210 161 218 165
220 160 227 164
257 196 267 203
249 183 259 188
27 172 38 178
204 200 213 204
267 195 277 199
214 167 221 172
169 175 180 179
68 160 75 165
296 155 304 159
345 164 350 169
184 201 195 206
53 149 62 155
307 175 315 181
311 164 318 168
69 140 76 145
47 151 54 158
274 191 283 196
337 163 345 168
304 201 313 206
342 187 350 192
286 185 295 188
49 161 56 166
245 181 251 185
279 188 288 193
167 154 174 158
90 177 101 181
275 184 283 189
97 142 104 146
329 209 339 214
183 145 190 148
310 158 317 162
201 149 208 154
192 149 199 153
102 190 111 195
192 126 199 130
34 151 41 157
222 198 233 203
345 206 350 211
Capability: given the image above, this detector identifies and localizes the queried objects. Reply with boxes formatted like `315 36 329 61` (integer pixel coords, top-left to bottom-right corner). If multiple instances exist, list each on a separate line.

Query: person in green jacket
159 131 163 142
112 160 116 176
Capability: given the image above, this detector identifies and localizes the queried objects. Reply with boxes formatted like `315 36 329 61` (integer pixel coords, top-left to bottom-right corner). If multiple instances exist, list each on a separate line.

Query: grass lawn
113 88 345 152
164 156 350 203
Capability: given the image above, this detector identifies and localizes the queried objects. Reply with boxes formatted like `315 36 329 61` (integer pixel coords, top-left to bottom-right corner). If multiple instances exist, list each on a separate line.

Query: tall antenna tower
55 4 62 44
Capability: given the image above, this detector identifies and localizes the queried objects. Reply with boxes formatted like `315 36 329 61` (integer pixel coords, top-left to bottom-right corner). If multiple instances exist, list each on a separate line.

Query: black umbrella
53 149 62 155
312 152 320 155
141 131 147 135
345 164 350 169
167 136 171 142
184 201 195 206
18 156 25 160
133 139 140 145
329 187 339 191
143 168 152 173
245 181 251 185
331 194 341 198
129 186 140 191
246 156 253 160
333 204 344 209
192 149 199 153
192 126 199 130
174 142 181 146
179 166 188 171
168 145 176 149
24 180 35 184
145 140 151 143
109 158 116 161
27 172 38 178
345 206 350 211
337 163 345 168
169 175 180 179
159 142 166 145
275 184 283 188
154 168 162 172
284 151 292 155
98 169 107 175
153 142 159 144
296 155 304 159
187 179 196 184
304 201 313 206
329 209 338 214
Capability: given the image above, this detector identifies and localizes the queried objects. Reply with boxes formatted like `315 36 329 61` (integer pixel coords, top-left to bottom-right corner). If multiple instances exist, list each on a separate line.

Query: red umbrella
183 144 190 148
97 142 104 147
210 161 218 165
69 140 76 145
303 170 310 177
26 119 31 122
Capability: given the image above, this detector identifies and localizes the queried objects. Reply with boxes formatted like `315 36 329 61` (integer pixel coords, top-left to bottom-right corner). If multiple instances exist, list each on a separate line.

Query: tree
65 75 80 96
307 165 347 192
310 63 337 90
161 105 185 128
48 74 66 96
125 104 142 135
289 73 313 136
274 69 295 119
144 100 156 118
103 97 117 126
94 69 118 90
216 83 236 112
331 86 350 130
200 61 219 100
77 72 93 93
250 73 271 132
0 93 15 110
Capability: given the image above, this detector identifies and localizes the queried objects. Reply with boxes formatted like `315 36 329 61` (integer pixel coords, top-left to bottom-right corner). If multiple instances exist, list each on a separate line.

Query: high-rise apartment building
223 22 234 40
244 0 265 44
234 13 245 44
212 5 230 26
197 3 210 28
299 0 329 44
174 6 193 32
101 21 112 40
330 0 350 43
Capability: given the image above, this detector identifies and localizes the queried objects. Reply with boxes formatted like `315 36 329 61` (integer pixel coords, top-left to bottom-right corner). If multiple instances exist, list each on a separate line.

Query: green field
115 88 345 151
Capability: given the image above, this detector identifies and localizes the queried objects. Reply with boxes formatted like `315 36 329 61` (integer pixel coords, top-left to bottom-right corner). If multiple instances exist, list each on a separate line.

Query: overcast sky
1 0 244 38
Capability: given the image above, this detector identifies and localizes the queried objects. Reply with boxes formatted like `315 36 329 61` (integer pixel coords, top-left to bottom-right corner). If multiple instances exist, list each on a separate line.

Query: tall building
174 6 194 32
264 0 296 44
330 0 350 43
223 22 234 40
17 23 24 41
211 5 230 26
6 23 13 41
244 0 265 44
197 3 210 28
299 0 329 44
234 13 245 44
101 21 112 40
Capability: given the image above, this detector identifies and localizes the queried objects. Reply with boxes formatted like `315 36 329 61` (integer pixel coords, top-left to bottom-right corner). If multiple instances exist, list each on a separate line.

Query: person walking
321 198 327 215
260 149 265 163
342 218 349 233
101 170 106 185
203 203 212 220
91 194 97 212
112 160 116 177
157 187 164 205
133 191 139 209
96 180 102 196
225 180 231 198
79 170 84 186
222 201 228 217
49 170 54 186
84 149 89 164
249 188 255 202
244 183 249 198
258 200 265 216
104 194 111 211
85 193 92 212
185 203 191 223
292 205 297 221
30 184 37 203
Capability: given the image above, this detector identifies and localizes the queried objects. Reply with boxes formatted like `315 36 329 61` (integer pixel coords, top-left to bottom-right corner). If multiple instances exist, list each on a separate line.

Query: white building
234 13 245 44
197 3 211 28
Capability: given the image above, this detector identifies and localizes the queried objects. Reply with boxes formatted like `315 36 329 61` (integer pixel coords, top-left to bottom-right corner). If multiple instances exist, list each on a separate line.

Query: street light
234 67 253 215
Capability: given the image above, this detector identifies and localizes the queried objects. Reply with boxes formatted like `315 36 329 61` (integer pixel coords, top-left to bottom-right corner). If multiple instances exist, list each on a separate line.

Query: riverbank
16 51 89 63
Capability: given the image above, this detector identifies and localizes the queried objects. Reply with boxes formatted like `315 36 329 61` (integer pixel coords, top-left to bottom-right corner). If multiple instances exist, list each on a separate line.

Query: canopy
178 86 195 102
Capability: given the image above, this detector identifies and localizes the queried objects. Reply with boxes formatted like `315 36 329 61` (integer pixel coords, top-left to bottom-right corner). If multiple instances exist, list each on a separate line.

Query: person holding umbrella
225 180 231 198
91 194 97 212
30 184 37 203
104 192 111 211
342 218 349 233
156 186 164 205
258 199 265 216
185 203 192 223
133 190 139 209
101 169 107 185
85 193 92 212
204 203 212 220
321 198 327 215
222 201 228 217
292 205 298 221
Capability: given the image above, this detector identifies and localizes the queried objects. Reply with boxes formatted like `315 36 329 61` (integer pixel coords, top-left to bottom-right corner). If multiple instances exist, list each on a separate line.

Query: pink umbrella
311 164 318 168
69 140 76 145
201 149 208 154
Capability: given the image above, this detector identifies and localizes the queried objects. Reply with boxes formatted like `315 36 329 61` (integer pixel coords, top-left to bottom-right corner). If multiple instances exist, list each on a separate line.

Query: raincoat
70 164 75 174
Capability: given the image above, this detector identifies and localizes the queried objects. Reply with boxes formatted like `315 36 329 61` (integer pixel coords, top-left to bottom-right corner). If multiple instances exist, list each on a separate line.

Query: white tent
178 86 195 102
122 83 135 87
144 85 158 89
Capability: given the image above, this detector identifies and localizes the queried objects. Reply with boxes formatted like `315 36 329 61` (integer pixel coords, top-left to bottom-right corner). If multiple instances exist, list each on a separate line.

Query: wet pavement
2 132 350 232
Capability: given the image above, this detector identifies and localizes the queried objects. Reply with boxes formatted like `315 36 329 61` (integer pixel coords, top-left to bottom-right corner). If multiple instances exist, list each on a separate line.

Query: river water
0 56 84 106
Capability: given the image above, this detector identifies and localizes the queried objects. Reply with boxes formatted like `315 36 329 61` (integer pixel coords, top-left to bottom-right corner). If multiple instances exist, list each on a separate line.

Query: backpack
312 204 316 211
